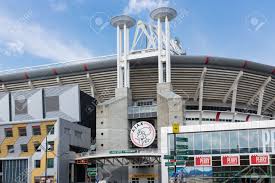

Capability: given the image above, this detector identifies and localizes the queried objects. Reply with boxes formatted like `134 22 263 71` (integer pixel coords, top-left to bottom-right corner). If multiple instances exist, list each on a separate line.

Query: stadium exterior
0 6 275 183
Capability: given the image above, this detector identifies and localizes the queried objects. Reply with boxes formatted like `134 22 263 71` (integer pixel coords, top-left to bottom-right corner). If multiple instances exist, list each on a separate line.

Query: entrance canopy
75 150 161 167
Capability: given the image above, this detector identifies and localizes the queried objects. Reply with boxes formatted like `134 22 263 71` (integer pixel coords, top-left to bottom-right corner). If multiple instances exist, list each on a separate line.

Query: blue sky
0 0 274 71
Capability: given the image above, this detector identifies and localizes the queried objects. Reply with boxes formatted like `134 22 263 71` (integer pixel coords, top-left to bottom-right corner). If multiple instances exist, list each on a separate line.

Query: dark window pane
20 144 28 152
4 128 13 137
15 99 28 115
47 158 54 168
45 96 59 112
18 127 27 136
47 125 54 135
32 126 41 136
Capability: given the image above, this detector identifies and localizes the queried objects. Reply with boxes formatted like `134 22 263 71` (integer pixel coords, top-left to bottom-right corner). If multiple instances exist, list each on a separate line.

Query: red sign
194 156 212 166
221 155 240 166
250 154 269 165
76 159 88 165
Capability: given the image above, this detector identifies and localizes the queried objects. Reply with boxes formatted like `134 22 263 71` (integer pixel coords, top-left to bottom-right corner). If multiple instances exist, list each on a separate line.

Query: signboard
250 154 269 165
176 137 188 142
165 162 175 166
87 168 97 172
172 123 180 134
194 156 212 166
176 145 188 149
176 156 188 160
87 172 97 176
109 150 137 154
221 155 240 166
76 159 88 165
130 121 156 148
164 155 174 159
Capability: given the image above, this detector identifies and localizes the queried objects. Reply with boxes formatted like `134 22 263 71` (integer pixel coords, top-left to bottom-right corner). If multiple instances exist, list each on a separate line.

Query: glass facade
167 128 275 182
169 128 275 155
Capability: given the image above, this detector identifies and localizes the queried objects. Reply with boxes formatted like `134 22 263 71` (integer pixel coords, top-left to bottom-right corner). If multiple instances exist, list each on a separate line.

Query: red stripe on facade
204 56 209 65
216 112 221 122
246 115 250 122
83 64 89 71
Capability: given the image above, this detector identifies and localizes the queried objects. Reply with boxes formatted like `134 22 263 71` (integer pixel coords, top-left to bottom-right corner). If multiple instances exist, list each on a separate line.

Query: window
131 178 139 183
7 145 14 153
47 158 54 168
64 128 71 135
15 98 28 115
4 128 13 137
35 160 40 168
147 178 154 183
45 96 59 112
32 126 41 136
20 144 28 152
47 125 54 135
75 131 82 138
33 142 41 152
47 141 54 151
18 127 27 136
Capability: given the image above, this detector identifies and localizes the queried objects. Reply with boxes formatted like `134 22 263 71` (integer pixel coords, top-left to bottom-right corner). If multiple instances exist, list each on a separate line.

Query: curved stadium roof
0 55 275 113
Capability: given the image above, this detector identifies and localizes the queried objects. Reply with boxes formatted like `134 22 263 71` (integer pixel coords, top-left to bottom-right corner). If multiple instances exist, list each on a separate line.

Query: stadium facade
0 6 275 183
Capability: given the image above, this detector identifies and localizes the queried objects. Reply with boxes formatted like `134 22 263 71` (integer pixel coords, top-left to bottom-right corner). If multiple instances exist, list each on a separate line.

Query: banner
249 154 269 165
221 155 240 166
194 155 212 166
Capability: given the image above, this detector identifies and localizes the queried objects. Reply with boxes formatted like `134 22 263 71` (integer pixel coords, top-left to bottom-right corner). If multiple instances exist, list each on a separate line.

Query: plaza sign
194 155 212 166
249 154 269 165
130 121 156 148
221 155 240 166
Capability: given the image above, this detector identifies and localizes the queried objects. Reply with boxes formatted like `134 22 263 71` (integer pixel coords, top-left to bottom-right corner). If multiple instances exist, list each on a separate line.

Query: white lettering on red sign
250 154 269 165
194 156 212 166
221 155 240 166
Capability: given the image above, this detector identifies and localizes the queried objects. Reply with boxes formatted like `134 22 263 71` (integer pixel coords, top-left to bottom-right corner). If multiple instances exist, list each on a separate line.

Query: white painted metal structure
111 15 136 88
150 7 177 83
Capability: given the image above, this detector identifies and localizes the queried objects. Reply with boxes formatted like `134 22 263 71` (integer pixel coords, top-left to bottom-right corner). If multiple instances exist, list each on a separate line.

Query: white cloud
124 0 169 15
0 13 92 62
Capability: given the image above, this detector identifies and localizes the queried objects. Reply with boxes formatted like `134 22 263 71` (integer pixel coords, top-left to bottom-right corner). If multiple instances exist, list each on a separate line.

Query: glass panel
239 130 249 153
203 132 211 154
194 133 203 155
249 129 259 153
230 131 239 153
212 132 220 154
220 131 229 154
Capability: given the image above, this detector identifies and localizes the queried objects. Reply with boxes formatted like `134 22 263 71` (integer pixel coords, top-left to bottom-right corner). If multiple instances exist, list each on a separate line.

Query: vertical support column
165 16 171 83
158 18 163 83
123 24 128 88
199 80 204 111
231 88 237 113
126 28 130 88
117 25 122 88
258 90 264 115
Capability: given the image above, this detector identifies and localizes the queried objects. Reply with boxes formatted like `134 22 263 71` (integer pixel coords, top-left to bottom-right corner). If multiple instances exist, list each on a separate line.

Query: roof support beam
2 84 8 92
28 80 34 89
222 71 243 112
86 73 96 97
56 76 62 85
223 71 243 103
263 96 275 112
194 67 207 111
248 76 272 115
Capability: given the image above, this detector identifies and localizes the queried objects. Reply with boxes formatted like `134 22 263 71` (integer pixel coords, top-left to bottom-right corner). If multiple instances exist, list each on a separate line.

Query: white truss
131 20 185 55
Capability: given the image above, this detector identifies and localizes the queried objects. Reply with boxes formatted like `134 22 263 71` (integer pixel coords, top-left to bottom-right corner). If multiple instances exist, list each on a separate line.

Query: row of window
15 95 60 115
185 118 245 122
131 178 154 183
4 125 54 138
34 158 54 169
5 141 54 153
169 128 275 155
